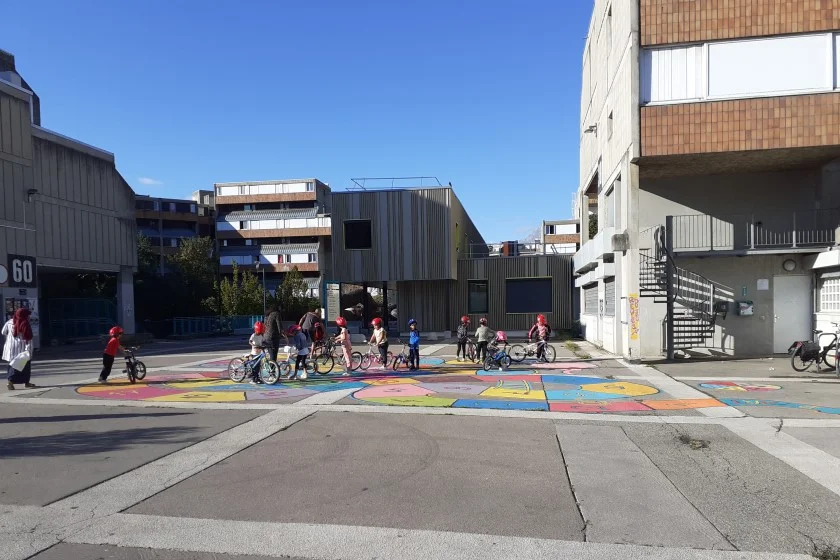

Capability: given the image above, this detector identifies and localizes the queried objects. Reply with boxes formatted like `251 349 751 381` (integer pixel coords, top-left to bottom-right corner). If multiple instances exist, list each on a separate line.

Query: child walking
334 317 353 376
456 315 470 362
99 326 125 383
407 319 420 370
287 325 310 380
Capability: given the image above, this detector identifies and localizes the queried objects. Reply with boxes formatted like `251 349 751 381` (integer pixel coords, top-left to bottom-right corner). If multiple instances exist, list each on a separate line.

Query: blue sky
4 0 590 242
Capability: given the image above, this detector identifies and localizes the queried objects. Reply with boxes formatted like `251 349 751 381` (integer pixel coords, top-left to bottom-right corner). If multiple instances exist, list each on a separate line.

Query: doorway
772 275 811 353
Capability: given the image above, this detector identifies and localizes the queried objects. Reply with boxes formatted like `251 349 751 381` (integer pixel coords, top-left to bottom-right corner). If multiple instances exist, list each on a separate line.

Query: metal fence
670 209 840 252
170 315 262 337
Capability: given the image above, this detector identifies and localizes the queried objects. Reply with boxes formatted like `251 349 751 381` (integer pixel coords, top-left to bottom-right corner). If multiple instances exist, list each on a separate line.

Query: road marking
294 388 357 405
66 513 812 560
720 417 840 498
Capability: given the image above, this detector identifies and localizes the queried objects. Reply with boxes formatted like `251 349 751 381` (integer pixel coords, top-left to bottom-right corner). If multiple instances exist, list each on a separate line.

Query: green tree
136 233 159 275
205 261 265 316
277 266 309 321
588 213 598 239
168 237 217 315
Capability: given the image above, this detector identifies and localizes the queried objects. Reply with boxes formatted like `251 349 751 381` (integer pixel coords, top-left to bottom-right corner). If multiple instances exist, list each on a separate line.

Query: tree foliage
588 214 598 239
204 261 265 316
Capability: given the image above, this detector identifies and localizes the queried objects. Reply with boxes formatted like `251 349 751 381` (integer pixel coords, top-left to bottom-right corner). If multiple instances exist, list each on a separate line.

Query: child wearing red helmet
456 315 470 362
247 322 267 383
528 314 552 362
369 317 388 369
98 326 125 383
334 317 353 375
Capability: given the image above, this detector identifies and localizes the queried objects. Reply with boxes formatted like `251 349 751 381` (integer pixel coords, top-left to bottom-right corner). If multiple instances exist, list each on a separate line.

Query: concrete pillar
117 266 136 334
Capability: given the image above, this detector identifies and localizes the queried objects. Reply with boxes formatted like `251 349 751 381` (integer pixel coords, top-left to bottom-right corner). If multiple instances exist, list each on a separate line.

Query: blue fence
170 315 262 337
46 298 118 341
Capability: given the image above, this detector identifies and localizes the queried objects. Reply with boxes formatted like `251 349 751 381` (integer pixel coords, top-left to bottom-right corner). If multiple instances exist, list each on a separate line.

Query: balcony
215 181 319 204
667 210 840 254
575 262 615 287
573 226 615 273
216 208 331 239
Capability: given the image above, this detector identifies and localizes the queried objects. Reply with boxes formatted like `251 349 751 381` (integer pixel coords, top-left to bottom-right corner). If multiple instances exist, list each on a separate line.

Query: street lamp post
255 261 266 317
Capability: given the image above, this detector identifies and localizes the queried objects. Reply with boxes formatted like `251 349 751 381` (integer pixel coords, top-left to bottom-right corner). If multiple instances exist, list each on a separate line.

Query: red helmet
286 325 301 336
371 317 383 327
336 317 347 327
460 315 470 323
537 314 546 325
479 318 487 325
109 326 124 337
253 321 265 334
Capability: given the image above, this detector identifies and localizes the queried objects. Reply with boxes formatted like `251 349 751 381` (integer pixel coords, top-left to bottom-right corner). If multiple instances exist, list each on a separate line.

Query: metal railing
669 209 840 252
170 315 262 337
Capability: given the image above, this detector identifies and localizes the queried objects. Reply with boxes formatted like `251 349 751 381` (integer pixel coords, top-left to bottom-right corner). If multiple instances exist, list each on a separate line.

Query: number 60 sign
7 254 37 288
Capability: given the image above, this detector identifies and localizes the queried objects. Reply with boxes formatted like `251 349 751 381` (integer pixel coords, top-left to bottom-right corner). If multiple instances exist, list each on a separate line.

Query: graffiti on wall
629 293 640 341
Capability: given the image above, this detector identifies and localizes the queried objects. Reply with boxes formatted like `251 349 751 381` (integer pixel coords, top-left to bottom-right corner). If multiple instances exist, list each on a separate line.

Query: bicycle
228 349 280 384
789 323 839 372
458 336 477 363
122 347 146 384
274 345 317 382
391 340 411 370
483 341 512 371
360 344 394 370
312 338 363 374
510 339 556 363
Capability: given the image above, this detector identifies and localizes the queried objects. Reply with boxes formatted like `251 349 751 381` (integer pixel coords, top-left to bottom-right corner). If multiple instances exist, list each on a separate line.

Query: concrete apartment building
136 190 215 274
541 219 581 254
574 0 840 358
0 49 136 345
214 179 331 297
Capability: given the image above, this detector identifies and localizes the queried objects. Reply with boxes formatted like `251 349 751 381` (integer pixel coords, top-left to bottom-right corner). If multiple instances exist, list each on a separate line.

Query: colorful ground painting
72 356 740 414
699 381 781 392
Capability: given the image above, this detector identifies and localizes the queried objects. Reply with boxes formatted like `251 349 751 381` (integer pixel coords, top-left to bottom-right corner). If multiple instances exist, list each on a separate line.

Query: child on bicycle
248 321 266 384
369 317 388 369
528 314 552 362
456 316 470 362
287 325 310 380
475 318 494 364
407 319 420 370
334 317 353 376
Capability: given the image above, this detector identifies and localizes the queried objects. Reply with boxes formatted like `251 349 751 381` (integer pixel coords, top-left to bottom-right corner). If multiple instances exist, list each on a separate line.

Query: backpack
313 322 325 342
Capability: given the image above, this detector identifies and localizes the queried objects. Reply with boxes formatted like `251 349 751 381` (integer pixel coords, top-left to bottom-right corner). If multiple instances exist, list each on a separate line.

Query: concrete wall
638 254 813 357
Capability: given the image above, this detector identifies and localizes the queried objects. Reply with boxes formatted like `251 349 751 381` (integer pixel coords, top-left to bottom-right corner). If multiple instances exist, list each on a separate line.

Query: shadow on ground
0 426 198 458
0 412 190 424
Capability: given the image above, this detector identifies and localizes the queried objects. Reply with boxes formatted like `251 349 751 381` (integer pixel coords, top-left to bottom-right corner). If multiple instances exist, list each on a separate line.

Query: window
190 204 197 214
240 185 248 195
245 240 253 246
223 240 228 247
344 220 373 250
818 276 840 312
306 182 315 192
607 111 613 139
240 221 249 230
244 204 255 211
169 202 176 212
584 284 598 314
606 5 612 54
468 280 489 314
604 278 616 316
604 185 616 229
153 201 160 211
308 253 317 263
505 278 552 314
170 238 178 248
545 224 556 235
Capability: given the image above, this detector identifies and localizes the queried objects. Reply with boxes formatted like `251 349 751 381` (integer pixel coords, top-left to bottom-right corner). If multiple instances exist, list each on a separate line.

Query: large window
604 278 615 316
584 284 598 314
468 280 489 314
505 278 551 314
344 220 372 250
818 276 840 312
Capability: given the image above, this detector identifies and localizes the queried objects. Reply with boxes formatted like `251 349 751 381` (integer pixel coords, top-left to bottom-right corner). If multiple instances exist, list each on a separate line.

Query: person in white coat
2 308 35 390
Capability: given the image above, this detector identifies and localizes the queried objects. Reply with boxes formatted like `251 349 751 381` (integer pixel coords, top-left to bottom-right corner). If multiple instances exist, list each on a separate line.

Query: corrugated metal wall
330 188 454 283
453 255 575 331
397 280 454 332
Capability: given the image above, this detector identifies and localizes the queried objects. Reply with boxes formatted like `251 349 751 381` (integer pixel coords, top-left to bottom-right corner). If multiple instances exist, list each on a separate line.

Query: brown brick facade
545 234 580 244
641 0 840 46
216 227 332 239
220 263 319 273
641 93 840 157
215 192 317 205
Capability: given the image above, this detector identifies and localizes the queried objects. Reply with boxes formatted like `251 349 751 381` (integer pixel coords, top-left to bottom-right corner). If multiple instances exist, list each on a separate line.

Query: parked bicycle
510 339 556 363
360 344 394 370
274 345 317 382
789 323 840 372
228 348 279 384
122 347 146 384
312 338 363 374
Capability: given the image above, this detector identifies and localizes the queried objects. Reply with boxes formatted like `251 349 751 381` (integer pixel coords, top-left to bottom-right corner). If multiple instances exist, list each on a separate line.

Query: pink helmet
495 330 508 343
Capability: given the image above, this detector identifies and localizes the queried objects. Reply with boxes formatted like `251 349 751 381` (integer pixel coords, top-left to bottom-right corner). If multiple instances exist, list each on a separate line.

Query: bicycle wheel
262 361 280 385
387 351 394 365
360 354 372 370
510 344 526 362
483 357 494 371
134 361 147 380
392 356 401 370
836 352 840 379
228 357 248 382
127 366 136 384
500 355 512 370
278 361 293 380
467 344 476 362
305 359 317 376
350 352 363 371
790 348 814 372
544 345 556 363
316 354 334 375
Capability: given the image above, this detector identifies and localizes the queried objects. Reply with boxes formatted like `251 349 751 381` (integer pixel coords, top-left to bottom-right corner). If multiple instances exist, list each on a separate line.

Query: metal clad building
1 50 136 344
